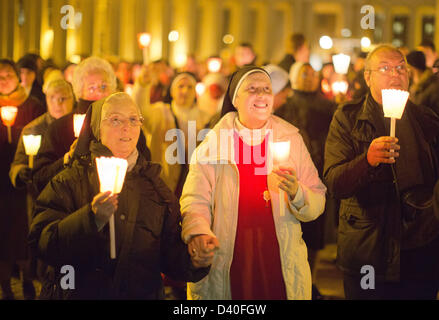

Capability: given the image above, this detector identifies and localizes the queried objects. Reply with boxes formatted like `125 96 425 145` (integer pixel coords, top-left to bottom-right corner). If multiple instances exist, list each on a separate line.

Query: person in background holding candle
28 92 210 300
276 62 336 300
9 79 74 289
180 66 326 300
32 57 121 194
0 59 45 300
324 44 439 299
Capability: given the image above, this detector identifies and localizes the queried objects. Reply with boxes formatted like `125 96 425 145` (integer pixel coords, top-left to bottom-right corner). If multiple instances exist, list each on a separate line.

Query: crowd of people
1 33 439 300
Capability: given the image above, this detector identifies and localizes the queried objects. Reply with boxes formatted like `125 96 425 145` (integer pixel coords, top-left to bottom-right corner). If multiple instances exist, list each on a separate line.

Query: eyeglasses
245 86 272 95
367 65 408 75
102 115 144 128
87 83 109 94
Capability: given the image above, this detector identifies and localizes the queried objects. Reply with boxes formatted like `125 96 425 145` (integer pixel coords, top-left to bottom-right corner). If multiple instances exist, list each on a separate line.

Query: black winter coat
29 144 207 299
324 94 439 281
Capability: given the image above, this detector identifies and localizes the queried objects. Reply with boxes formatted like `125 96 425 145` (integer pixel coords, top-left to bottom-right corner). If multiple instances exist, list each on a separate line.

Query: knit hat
263 64 289 95
220 66 270 117
406 51 426 71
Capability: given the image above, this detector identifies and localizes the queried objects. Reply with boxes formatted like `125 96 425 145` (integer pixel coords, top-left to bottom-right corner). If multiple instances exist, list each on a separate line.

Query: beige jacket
133 82 208 192
180 112 327 300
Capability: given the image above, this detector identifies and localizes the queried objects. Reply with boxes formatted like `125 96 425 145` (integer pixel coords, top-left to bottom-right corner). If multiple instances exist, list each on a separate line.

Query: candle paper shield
23 135 42 156
96 157 128 194
73 114 86 138
271 141 291 164
1 106 18 126
270 141 291 217
332 54 351 74
382 89 409 119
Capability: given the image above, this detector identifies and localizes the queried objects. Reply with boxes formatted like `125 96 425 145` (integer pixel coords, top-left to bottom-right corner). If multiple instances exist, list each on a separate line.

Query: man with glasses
324 45 439 299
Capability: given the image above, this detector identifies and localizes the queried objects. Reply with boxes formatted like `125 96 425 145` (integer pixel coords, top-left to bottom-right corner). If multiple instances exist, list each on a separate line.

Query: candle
382 89 409 158
22 134 42 169
73 114 86 138
332 53 351 74
331 80 349 95
271 141 291 217
138 33 151 65
95 157 128 259
207 57 222 73
1 106 18 144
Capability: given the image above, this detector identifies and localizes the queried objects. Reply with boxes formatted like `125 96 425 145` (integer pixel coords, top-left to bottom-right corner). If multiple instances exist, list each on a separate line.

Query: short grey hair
44 79 73 96
72 56 117 100
365 44 407 71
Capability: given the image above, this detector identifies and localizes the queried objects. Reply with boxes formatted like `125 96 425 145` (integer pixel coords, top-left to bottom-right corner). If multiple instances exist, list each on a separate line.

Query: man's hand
367 136 400 167
188 234 219 268
18 167 32 185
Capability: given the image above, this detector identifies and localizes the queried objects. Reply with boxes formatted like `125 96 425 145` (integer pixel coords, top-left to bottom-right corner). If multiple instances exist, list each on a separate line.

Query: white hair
72 56 117 100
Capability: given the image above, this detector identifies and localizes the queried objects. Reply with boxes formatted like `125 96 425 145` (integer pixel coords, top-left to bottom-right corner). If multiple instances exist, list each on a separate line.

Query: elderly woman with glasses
29 92 209 299
32 57 122 194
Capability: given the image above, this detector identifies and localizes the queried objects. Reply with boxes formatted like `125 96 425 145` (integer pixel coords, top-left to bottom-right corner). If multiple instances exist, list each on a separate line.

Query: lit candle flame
332 53 351 74
382 89 409 119
95 157 128 194
1 106 18 127
22 135 42 156
207 58 222 73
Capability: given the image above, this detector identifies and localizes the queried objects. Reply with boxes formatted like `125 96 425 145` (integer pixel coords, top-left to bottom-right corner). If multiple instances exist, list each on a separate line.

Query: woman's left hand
273 166 299 199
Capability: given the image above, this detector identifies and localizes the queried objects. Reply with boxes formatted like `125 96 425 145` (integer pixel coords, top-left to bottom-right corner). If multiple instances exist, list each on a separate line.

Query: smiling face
0 63 20 95
364 48 410 104
100 95 141 159
171 75 196 107
234 72 274 129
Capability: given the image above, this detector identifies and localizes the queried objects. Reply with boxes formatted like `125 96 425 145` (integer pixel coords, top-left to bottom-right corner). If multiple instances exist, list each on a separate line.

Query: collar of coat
353 93 439 143
192 111 299 164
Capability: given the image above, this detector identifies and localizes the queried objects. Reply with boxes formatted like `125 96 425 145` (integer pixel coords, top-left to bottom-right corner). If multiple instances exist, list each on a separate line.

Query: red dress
230 131 287 300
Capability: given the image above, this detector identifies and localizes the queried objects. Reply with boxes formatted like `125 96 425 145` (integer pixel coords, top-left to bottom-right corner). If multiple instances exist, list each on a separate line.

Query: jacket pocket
136 198 166 239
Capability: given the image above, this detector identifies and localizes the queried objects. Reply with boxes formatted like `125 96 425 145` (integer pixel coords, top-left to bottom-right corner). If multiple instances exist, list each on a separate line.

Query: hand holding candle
95 156 128 259
22 134 42 169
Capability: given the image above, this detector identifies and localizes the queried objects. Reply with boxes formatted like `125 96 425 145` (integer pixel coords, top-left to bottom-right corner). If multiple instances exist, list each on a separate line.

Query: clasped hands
188 234 219 268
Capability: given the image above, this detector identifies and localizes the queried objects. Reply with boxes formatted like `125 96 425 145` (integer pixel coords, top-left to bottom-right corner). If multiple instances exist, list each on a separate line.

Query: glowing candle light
137 33 151 65
271 141 291 217
1 106 18 144
207 57 222 73
73 114 86 138
331 80 349 95
22 134 42 169
95 157 128 259
195 82 206 97
382 89 409 158
332 53 351 74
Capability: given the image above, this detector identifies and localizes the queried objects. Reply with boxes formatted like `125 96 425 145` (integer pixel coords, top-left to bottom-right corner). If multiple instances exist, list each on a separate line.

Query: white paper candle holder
23 134 42 169
73 114 86 138
95 156 128 259
332 54 351 74
270 141 291 217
